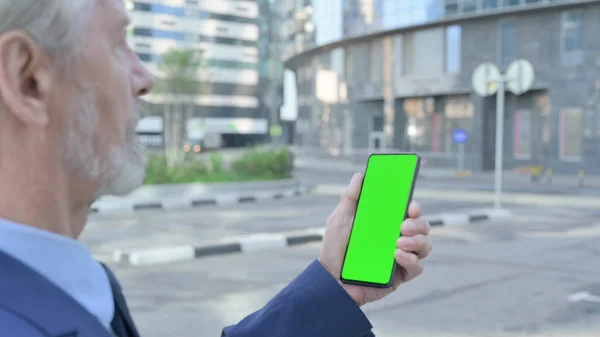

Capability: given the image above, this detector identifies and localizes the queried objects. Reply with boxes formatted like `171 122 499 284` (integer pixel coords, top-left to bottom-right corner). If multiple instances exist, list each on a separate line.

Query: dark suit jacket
0 251 375 337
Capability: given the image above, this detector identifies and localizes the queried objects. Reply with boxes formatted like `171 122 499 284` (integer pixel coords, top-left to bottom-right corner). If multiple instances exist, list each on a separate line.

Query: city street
81 189 481 262
103 202 600 337
77 164 600 337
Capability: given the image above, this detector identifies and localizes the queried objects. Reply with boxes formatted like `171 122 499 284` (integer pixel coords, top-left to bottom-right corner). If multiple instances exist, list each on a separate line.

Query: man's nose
132 56 154 96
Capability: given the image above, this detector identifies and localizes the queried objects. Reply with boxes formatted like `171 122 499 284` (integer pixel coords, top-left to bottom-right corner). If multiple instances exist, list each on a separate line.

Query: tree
157 48 203 167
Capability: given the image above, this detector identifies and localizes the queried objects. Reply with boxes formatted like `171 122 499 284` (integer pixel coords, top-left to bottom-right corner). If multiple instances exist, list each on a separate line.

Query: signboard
453 129 468 144
506 59 534 95
137 134 163 147
188 118 268 135
316 69 339 104
472 62 501 97
270 124 282 137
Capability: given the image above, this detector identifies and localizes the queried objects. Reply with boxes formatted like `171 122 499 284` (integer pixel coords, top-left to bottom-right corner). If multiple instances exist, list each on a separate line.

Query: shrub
144 155 208 184
209 151 225 173
232 146 293 177
144 147 293 184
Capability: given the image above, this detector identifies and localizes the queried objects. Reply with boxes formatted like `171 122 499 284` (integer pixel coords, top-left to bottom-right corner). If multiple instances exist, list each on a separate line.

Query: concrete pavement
106 205 600 337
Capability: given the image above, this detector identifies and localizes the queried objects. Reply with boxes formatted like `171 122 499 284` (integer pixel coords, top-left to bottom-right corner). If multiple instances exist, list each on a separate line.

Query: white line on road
567 291 600 303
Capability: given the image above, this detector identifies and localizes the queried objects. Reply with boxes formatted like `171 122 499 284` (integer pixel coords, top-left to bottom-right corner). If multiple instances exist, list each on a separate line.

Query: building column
393 98 406 150
383 36 395 149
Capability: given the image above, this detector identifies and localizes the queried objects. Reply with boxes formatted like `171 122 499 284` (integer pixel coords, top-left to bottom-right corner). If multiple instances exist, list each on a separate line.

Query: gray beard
64 90 147 201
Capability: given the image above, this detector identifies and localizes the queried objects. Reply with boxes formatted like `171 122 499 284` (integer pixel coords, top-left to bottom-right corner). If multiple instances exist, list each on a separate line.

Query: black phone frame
340 152 422 289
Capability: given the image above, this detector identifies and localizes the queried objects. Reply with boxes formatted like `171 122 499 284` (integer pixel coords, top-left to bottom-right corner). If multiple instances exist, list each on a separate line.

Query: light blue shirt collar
0 217 115 329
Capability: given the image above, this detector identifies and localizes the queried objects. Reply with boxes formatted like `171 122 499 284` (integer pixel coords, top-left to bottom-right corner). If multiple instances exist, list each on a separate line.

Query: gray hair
0 0 94 62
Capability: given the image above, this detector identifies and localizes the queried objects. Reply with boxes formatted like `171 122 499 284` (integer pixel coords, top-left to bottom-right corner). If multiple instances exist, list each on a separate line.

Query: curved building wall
287 0 600 174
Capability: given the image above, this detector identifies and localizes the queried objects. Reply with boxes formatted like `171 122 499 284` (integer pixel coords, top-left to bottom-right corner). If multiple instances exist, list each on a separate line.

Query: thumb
335 173 364 216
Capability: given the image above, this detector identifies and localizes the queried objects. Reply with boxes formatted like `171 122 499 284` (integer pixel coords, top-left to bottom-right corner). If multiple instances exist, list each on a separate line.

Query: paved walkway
294 156 600 187
312 184 599 208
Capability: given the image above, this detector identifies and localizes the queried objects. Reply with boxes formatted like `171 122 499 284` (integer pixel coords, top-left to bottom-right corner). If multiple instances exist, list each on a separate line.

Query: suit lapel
101 263 141 337
0 250 113 337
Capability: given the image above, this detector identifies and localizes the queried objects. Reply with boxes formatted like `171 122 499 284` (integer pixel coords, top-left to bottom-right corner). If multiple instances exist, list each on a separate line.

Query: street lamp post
472 59 535 209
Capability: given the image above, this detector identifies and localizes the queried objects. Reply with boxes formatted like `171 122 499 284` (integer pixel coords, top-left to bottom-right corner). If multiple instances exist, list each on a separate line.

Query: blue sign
453 129 468 144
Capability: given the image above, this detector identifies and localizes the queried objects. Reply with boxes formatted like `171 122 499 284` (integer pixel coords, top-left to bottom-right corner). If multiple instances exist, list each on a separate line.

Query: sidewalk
294 156 600 188
312 184 599 208
294 157 459 178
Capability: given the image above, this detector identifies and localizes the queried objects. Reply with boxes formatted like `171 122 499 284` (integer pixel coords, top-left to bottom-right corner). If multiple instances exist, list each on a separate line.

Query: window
133 2 185 16
499 19 517 70
463 0 478 13
404 97 436 152
440 96 474 153
483 0 499 9
370 39 383 82
445 25 461 73
561 10 584 53
204 60 258 70
133 28 186 41
560 107 583 160
503 0 520 6
445 0 459 15
513 109 532 159
403 33 414 76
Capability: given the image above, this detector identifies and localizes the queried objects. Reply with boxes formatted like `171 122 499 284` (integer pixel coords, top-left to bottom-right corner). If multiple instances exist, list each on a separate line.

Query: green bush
232 147 293 177
143 147 293 185
209 151 225 173
144 155 208 184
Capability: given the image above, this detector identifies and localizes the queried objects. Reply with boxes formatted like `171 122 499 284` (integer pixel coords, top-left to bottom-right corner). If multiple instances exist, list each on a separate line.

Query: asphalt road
81 193 482 261
105 205 600 337
79 166 600 336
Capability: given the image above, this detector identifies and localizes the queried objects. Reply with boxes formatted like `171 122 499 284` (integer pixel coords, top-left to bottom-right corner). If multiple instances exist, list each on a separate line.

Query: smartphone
340 153 421 288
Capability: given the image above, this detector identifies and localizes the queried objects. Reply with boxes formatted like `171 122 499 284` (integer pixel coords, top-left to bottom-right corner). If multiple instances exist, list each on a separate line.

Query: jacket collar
0 250 113 337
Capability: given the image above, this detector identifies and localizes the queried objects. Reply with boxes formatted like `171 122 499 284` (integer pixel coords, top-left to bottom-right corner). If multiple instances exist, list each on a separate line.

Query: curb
294 158 467 179
112 208 512 267
89 185 310 214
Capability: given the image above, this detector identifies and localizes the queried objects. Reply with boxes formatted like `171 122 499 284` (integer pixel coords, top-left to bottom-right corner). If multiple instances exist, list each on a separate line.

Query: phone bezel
340 152 422 289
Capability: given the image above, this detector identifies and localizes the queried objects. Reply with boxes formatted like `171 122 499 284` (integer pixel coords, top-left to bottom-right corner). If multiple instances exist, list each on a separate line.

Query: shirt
0 217 115 330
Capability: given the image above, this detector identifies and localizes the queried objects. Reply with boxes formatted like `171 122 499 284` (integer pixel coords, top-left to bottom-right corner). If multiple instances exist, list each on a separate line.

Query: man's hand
318 172 432 307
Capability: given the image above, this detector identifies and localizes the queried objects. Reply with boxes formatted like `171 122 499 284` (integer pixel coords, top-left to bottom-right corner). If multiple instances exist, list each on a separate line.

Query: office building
127 0 269 147
284 0 600 175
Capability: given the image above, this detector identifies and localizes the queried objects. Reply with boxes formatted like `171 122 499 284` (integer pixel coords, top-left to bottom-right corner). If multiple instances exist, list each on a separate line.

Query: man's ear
0 30 51 127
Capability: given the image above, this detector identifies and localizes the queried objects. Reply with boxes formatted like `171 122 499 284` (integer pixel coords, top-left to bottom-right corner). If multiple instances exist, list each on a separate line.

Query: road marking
237 233 288 252
567 291 600 303
126 246 195 266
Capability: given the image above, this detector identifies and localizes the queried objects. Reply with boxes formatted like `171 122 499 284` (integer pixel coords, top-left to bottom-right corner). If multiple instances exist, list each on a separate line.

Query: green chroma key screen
341 153 419 287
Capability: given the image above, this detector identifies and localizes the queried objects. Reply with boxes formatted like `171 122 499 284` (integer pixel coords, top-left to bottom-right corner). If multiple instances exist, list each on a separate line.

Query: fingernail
350 173 362 186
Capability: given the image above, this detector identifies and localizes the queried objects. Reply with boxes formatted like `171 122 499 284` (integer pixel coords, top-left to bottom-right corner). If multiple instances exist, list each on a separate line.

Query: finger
401 217 431 237
394 250 424 280
407 201 421 219
397 234 432 259
334 173 364 215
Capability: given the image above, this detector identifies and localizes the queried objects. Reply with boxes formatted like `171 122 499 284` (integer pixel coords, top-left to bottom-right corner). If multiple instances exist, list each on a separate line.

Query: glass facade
285 0 599 173
445 0 569 17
